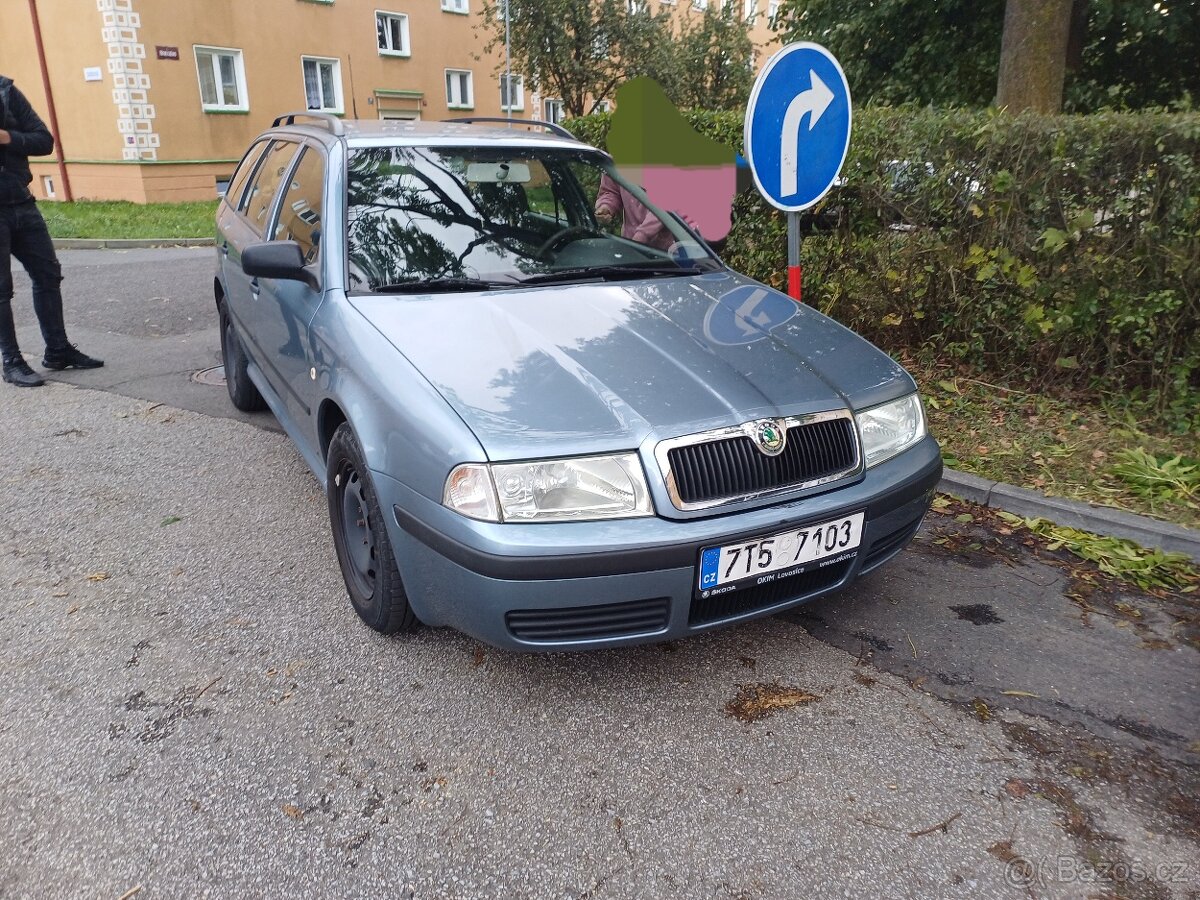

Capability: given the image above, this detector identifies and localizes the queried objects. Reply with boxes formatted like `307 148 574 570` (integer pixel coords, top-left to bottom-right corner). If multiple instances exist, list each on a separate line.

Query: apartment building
2 0 781 202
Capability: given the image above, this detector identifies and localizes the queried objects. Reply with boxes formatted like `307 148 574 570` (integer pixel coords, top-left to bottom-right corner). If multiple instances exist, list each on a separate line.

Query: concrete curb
939 468 1200 564
53 237 214 250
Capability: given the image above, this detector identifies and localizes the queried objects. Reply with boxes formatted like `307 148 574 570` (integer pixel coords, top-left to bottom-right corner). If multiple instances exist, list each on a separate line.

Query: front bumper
377 436 942 651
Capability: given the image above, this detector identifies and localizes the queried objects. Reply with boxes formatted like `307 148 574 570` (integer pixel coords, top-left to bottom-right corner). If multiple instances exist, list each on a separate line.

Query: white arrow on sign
779 70 835 198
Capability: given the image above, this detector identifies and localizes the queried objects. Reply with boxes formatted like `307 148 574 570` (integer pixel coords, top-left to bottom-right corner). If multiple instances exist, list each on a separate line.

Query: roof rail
442 116 575 140
271 111 345 136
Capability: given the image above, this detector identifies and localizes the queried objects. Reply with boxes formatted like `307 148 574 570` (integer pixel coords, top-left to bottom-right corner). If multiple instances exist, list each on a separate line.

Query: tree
664 5 757 110
773 0 1200 112
995 0 1074 112
478 0 675 117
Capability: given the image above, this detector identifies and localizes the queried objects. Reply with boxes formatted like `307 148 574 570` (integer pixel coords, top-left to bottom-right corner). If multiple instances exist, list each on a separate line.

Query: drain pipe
27 0 73 201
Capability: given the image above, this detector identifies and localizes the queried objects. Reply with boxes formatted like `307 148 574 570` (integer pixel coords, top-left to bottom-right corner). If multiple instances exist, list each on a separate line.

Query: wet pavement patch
949 603 1004 625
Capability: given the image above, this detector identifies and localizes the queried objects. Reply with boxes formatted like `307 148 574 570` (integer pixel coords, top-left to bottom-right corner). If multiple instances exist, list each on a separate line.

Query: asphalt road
0 250 1196 899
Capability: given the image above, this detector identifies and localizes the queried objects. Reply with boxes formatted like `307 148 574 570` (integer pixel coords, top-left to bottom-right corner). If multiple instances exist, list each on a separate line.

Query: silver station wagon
214 113 942 650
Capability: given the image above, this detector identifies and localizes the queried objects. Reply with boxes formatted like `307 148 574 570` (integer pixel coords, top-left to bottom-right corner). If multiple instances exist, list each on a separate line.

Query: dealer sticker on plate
698 512 864 594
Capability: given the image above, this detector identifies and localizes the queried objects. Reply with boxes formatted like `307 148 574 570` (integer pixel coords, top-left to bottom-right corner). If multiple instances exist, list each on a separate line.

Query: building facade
1 0 781 202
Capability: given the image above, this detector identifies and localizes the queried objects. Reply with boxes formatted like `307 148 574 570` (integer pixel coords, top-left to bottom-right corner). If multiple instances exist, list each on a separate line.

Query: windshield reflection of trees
347 147 601 289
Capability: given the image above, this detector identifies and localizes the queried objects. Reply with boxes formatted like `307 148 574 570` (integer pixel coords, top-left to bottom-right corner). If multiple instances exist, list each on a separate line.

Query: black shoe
43 344 104 370
2 358 45 387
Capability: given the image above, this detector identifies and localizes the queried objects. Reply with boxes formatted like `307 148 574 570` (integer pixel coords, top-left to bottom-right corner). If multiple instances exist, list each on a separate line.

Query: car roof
263 118 594 153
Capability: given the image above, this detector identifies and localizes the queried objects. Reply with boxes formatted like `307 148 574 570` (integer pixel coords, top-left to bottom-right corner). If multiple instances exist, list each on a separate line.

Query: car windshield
345 144 719 292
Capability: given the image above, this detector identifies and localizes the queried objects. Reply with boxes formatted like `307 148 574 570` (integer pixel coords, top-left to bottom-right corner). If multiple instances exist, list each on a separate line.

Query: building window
743 0 755 20
594 99 611 113
445 69 473 109
542 98 563 124
441 0 468 12
692 0 708 9
42 176 56 199
767 0 779 21
302 56 343 113
194 46 247 112
500 74 524 112
376 11 410 56
626 0 647 11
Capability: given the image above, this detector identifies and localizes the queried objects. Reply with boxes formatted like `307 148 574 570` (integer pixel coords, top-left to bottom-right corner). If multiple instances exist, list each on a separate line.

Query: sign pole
786 211 802 303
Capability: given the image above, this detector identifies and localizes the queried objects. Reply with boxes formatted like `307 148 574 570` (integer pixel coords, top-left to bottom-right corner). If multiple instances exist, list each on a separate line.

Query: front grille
689 559 852 626
667 417 858 507
506 597 670 643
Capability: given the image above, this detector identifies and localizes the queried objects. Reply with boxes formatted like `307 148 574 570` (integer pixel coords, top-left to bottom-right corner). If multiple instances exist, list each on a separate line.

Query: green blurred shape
607 78 732 167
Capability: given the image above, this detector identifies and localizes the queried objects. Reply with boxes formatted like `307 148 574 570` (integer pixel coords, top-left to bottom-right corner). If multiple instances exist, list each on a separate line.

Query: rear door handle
249 278 261 297
219 243 229 257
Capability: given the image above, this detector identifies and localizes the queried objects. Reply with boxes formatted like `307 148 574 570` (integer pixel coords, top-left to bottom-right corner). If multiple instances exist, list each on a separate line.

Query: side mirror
241 241 319 289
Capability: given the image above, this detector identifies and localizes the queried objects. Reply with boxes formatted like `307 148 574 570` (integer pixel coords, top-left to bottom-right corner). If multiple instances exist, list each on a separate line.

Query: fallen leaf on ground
972 699 991 722
1000 690 1040 698
86 572 109 582
1004 779 1031 799
282 804 304 820
160 516 183 527
724 683 820 723
472 646 486 668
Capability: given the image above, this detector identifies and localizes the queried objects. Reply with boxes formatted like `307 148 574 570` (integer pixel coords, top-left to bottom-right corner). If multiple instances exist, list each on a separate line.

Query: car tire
326 423 419 635
220 302 267 413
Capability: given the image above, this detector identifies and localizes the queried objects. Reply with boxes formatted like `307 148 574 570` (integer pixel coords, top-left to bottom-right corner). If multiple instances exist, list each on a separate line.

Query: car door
217 138 270 303
255 143 329 425
224 139 301 378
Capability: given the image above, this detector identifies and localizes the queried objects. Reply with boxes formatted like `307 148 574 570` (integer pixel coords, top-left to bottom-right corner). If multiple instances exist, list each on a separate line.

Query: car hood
349 271 913 461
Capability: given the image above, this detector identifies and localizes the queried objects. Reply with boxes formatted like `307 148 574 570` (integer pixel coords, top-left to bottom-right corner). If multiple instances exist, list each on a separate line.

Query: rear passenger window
224 140 269 211
273 147 325 264
243 141 299 236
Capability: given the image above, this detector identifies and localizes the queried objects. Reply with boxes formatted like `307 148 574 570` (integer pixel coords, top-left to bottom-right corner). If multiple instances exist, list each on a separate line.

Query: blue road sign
744 42 852 212
703 284 799 346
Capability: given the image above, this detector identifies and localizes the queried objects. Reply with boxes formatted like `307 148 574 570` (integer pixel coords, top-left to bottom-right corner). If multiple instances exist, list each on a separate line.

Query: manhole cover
192 365 226 386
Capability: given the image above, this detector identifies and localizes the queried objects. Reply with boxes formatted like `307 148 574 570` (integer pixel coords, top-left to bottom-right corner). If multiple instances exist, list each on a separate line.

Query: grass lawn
42 200 218 240
908 359 1200 529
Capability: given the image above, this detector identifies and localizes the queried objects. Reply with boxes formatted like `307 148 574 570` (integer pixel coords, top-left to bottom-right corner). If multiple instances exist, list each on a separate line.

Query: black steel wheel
326 423 418 635
219 302 267 412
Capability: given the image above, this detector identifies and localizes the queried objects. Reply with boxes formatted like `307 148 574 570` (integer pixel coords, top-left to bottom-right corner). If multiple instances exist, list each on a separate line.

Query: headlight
443 453 653 522
857 393 926 468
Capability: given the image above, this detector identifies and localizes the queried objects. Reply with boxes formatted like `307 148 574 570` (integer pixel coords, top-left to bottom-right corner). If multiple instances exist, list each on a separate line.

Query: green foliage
478 0 675 118
1111 448 1200 508
772 0 1200 113
566 106 1200 432
663 5 755 111
997 511 1198 594
478 0 755 116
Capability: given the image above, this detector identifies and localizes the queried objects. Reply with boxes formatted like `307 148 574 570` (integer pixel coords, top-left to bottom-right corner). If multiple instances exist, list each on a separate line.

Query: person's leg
0 207 19 359
9 201 67 348
0 207 45 387
10 202 102 370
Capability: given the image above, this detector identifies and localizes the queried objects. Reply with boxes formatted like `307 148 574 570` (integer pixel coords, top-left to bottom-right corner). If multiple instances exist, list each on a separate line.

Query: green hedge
566 108 1200 432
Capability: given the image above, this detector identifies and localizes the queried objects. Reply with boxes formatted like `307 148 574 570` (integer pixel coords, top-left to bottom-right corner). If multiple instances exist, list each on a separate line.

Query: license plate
698 512 865 592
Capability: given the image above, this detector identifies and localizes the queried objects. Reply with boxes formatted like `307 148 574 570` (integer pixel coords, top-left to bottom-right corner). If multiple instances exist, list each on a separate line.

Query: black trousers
0 199 68 362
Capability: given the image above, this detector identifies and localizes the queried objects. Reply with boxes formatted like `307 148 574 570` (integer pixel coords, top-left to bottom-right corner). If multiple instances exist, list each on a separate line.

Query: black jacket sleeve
4 85 55 158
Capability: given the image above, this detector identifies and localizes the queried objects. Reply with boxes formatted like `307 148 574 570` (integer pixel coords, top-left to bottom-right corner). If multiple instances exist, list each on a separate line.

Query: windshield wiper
371 277 515 294
518 264 702 286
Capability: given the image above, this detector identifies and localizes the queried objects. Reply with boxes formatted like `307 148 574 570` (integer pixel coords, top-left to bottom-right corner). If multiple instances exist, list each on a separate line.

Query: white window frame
743 0 755 20
542 98 563 124
375 10 411 57
193 45 248 112
445 68 474 110
594 99 611 113
767 0 779 20
692 0 708 9
441 0 468 13
500 73 524 112
301 56 344 114
626 0 647 11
